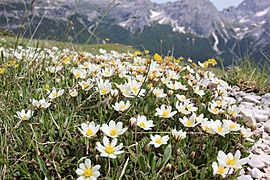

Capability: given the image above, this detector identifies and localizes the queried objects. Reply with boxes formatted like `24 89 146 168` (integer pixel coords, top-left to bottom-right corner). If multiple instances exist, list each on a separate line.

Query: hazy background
151 0 244 10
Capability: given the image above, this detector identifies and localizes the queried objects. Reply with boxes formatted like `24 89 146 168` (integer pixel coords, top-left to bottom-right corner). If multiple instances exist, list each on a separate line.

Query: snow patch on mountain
212 32 220 53
255 7 270 17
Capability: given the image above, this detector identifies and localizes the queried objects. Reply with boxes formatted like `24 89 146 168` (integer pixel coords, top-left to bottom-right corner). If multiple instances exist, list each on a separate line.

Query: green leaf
138 154 146 172
148 152 156 171
163 144 172 165
36 156 49 178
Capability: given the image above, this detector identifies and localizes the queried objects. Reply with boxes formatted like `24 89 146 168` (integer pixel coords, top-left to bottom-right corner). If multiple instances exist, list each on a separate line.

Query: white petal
103 136 110 146
79 163 86 170
75 169 84 175
85 159 91 168
77 176 85 180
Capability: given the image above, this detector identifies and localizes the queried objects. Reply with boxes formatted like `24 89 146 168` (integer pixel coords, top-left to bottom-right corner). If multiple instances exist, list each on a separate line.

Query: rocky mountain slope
0 0 269 64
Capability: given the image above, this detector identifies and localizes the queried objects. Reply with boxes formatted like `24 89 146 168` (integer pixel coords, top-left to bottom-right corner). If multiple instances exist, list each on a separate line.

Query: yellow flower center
216 101 222 106
101 87 107 94
110 128 118 136
52 92 58 98
120 104 126 109
187 105 192 111
155 91 161 97
155 138 163 144
139 122 147 129
217 166 226 175
132 86 139 94
230 124 236 129
105 144 115 154
226 158 236 166
21 115 28 120
75 72 81 78
162 110 170 117
86 128 93 136
217 127 223 133
84 168 93 177
186 120 193 127
83 83 89 89
213 108 218 114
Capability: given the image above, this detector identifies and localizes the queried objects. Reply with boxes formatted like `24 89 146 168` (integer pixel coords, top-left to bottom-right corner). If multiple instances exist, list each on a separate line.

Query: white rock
264 121 270 133
264 166 270 174
251 168 264 179
233 91 246 99
253 147 266 155
248 155 266 168
255 114 269 123
237 175 253 180
260 155 270 166
256 143 269 151
240 102 255 107
254 127 265 135
240 109 257 128
243 95 261 104
262 93 270 105
264 149 270 155
254 109 270 116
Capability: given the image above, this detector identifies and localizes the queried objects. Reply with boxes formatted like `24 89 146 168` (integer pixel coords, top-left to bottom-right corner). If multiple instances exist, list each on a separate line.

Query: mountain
222 0 270 54
0 0 269 65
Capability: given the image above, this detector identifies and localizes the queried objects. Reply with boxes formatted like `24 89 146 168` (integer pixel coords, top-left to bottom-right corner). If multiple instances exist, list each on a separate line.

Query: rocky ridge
230 89 270 180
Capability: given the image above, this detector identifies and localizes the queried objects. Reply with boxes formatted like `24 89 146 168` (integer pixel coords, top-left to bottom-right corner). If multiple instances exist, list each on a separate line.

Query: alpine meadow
0 0 270 179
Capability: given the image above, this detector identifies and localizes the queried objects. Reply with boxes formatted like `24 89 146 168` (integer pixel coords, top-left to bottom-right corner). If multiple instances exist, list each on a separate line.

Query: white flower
130 117 137 127
128 79 145 97
99 48 107 54
217 150 249 169
240 127 253 138
75 158 101 180
195 114 208 123
167 70 180 80
101 67 115 77
32 98 51 109
212 161 233 178
153 87 167 98
186 103 198 112
149 135 169 148
79 79 94 91
155 105 177 118
201 120 215 134
176 101 198 115
193 86 205 97
223 120 241 131
72 68 87 79
211 120 230 137
16 109 33 120
112 100 131 112
96 79 112 95
48 88 64 99
110 89 119 97
172 129 186 141
96 136 124 159
185 65 194 74
208 104 221 115
179 114 198 128
69 89 78 97
100 120 128 138
118 83 133 98
79 122 100 138
161 76 171 85
227 105 241 117
136 115 155 130
166 81 187 91
175 94 187 102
